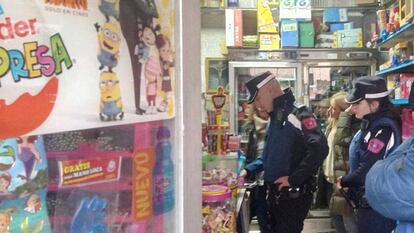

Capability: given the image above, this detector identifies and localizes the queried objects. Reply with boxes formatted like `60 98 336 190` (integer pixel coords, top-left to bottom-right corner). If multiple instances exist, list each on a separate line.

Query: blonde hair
331 92 350 111
0 208 16 226
327 91 350 128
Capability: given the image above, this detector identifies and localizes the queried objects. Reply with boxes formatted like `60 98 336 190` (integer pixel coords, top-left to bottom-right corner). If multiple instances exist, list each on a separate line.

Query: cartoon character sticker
98 0 120 22
0 208 15 233
156 33 174 113
99 71 124 121
16 136 41 181
24 194 41 214
95 21 121 72
0 173 12 196
0 137 51 232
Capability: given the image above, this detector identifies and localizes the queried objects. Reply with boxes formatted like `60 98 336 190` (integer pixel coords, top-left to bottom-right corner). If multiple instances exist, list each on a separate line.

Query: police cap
345 76 392 104
245 71 275 104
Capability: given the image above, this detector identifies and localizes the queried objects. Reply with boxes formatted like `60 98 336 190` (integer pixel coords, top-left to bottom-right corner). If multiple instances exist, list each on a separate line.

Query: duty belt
266 183 314 204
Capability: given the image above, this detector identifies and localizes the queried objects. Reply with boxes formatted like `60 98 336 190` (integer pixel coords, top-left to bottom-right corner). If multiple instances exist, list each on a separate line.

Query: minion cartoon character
99 71 124 121
99 0 119 22
95 22 121 72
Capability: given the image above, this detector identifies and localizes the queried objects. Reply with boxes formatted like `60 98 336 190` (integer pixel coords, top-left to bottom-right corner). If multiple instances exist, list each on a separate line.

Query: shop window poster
0 136 51 233
0 0 176 139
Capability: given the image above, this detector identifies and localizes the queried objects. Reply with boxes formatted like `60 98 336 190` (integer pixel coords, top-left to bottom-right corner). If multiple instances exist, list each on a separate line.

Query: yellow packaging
333 28 363 48
400 0 414 26
257 0 279 33
259 33 280 50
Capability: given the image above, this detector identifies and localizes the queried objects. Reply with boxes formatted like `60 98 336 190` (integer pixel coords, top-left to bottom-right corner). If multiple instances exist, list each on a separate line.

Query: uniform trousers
268 192 313 233
357 208 396 233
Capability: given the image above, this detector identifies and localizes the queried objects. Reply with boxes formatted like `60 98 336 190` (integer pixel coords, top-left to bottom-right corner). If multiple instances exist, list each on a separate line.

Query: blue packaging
281 20 299 48
153 126 175 215
330 22 354 32
0 4 3 15
228 0 239 7
237 150 246 176
323 8 348 23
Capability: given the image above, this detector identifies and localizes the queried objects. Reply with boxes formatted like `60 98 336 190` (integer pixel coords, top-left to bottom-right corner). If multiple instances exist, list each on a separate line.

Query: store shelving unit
391 98 410 105
376 59 414 75
375 4 414 106
377 22 414 48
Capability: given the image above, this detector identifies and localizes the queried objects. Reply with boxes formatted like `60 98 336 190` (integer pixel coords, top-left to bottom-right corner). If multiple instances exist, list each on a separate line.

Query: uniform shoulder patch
302 117 317 130
367 138 385 154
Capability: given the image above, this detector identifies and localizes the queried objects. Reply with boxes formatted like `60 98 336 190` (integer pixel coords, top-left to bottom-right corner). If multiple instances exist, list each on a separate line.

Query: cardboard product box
238 0 257 8
329 22 354 32
299 21 314 48
259 33 280 50
280 0 311 20
225 9 243 47
400 73 414 99
315 33 334 48
281 20 299 47
333 28 363 48
243 35 259 48
296 0 312 20
323 8 348 23
257 0 279 33
400 0 414 26
226 9 235 47
355 0 378 5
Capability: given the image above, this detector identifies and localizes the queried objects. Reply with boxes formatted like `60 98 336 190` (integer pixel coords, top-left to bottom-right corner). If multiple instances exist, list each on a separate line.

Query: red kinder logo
0 17 37 41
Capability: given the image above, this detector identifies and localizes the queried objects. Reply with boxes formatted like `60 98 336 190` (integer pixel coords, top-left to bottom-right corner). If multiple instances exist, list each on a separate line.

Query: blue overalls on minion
98 50 118 71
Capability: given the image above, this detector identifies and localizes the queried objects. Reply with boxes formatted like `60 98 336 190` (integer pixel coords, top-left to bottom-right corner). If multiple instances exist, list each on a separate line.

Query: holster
343 186 370 209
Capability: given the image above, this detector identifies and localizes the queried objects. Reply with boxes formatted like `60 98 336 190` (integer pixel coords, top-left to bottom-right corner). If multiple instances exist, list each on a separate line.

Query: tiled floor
249 209 336 233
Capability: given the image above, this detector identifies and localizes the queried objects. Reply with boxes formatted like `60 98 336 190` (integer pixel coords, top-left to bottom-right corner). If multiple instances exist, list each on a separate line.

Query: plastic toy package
0 136 52 233
43 122 176 233
43 125 134 233
50 189 128 233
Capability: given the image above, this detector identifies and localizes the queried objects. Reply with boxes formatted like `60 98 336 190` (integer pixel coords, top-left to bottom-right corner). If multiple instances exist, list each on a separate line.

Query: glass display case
304 61 375 130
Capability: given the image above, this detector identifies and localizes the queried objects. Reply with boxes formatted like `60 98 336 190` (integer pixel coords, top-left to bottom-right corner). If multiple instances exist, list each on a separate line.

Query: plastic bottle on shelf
227 0 238 7
152 126 175 215
237 150 246 176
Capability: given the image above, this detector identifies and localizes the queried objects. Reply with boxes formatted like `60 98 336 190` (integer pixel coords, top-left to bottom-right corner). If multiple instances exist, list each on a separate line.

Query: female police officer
240 71 328 233
337 76 402 233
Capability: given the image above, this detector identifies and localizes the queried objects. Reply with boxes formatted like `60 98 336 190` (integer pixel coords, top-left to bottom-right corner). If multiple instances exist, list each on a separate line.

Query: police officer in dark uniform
240 71 329 233
337 76 401 233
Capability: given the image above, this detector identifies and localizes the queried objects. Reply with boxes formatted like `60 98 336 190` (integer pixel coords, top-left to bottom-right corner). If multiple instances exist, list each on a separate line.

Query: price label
282 23 297 31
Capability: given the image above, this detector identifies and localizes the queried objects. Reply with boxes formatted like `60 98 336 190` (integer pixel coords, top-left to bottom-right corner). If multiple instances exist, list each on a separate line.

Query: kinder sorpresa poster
0 0 176 139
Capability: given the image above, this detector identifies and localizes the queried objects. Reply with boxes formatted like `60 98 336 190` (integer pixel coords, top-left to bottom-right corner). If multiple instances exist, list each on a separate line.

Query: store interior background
199 0 414 232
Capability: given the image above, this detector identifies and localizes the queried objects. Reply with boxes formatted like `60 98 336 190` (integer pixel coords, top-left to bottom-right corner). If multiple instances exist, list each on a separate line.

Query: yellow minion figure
95 22 121 72
99 71 124 121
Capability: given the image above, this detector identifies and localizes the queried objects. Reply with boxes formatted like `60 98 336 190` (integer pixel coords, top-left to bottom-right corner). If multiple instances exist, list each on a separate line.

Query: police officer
337 76 401 233
240 71 329 233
